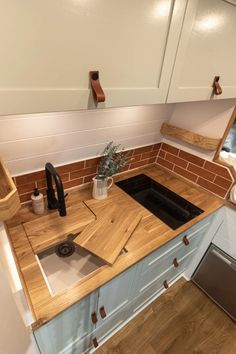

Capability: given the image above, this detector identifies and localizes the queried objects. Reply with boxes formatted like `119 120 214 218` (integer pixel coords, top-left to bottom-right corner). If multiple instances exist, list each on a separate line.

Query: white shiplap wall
0 104 174 175
163 99 236 160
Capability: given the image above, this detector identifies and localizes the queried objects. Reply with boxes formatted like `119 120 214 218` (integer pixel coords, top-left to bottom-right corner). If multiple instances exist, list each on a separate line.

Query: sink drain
55 241 75 258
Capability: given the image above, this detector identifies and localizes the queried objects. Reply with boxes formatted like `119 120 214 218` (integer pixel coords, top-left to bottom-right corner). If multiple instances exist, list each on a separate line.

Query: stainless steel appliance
192 244 236 321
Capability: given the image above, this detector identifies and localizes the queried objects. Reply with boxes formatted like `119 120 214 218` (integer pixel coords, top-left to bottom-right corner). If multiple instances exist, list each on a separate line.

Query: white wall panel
163 99 236 160
0 104 174 175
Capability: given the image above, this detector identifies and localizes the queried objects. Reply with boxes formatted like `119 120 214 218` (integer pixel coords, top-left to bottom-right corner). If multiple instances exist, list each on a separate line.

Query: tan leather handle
89 71 105 103
92 338 99 348
173 257 179 268
99 306 107 319
183 235 189 246
212 76 222 95
163 280 169 289
91 312 98 324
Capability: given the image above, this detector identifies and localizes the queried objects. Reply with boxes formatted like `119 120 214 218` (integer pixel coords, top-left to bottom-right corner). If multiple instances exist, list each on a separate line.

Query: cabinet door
0 0 187 115
96 266 137 328
167 0 236 103
34 291 97 354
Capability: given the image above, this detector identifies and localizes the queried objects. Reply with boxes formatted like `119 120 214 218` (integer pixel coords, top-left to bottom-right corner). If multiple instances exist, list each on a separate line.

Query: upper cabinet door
167 0 236 103
0 0 187 115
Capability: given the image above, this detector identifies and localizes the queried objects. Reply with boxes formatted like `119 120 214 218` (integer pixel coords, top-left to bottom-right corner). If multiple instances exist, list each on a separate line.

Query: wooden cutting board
23 202 95 253
73 204 142 265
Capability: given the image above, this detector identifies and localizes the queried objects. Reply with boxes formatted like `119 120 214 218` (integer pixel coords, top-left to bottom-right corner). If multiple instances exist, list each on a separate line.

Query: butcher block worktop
5 165 223 328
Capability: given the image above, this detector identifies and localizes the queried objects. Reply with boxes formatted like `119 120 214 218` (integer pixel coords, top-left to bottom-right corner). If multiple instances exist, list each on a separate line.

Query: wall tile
159 150 166 159
156 142 233 199
197 177 227 198
63 178 84 190
165 153 188 169
204 161 232 180
16 142 233 203
152 143 161 151
130 155 142 163
162 143 179 156
156 157 174 171
70 166 97 180
85 158 101 168
56 161 85 174
133 145 153 155
187 163 215 182
173 166 198 183
142 151 160 160
178 150 205 167
214 175 233 190
84 174 96 184
16 144 161 203
17 182 37 195
15 171 45 185
129 157 155 170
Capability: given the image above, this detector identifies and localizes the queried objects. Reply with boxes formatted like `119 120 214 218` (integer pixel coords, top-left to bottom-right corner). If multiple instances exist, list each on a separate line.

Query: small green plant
97 142 129 179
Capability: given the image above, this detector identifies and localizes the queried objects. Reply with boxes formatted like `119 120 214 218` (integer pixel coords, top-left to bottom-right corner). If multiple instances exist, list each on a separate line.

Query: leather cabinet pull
99 305 107 319
183 236 189 246
92 338 99 348
91 312 98 324
163 280 169 289
89 71 105 103
173 257 179 268
212 76 222 95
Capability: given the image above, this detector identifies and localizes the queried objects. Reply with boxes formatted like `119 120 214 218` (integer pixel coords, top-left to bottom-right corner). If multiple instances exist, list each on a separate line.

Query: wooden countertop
5 166 223 328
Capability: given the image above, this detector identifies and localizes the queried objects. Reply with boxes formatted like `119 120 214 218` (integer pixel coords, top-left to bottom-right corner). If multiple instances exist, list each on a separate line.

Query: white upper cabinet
0 0 187 115
1 0 235 115
167 0 236 103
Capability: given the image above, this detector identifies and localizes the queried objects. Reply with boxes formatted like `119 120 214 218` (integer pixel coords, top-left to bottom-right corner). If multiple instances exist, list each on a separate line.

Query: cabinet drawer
142 220 210 272
127 265 180 318
138 222 209 292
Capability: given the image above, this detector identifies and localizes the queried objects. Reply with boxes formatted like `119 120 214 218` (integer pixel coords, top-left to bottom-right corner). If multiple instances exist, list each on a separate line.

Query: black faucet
45 163 67 217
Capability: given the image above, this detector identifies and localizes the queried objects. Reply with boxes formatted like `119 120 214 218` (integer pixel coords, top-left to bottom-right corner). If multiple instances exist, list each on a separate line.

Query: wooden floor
96 278 236 354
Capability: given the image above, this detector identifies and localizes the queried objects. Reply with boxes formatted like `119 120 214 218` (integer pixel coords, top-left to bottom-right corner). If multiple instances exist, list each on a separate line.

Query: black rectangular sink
116 174 203 230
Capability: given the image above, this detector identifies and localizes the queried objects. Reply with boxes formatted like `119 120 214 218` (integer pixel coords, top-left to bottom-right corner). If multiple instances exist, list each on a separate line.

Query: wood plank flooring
96 278 236 354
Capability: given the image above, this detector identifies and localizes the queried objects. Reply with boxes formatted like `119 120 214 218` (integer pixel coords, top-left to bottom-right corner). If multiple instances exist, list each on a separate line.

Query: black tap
45 162 67 217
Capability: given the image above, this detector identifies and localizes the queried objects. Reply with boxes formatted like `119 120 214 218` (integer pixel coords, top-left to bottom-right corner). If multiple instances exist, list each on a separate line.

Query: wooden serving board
23 202 95 253
73 204 142 265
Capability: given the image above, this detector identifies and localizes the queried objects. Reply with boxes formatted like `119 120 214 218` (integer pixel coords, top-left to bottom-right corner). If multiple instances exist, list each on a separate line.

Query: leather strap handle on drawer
92 338 99 348
89 71 105 103
99 306 107 319
173 257 179 268
163 280 169 289
212 76 222 95
91 312 98 324
183 236 189 246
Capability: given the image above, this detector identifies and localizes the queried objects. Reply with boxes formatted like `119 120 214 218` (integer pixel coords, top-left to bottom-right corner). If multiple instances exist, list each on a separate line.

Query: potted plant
92 142 129 200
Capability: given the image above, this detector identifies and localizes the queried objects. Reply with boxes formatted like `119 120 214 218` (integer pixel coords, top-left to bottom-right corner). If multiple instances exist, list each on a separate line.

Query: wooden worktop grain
23 202 95 253
5 165 223 328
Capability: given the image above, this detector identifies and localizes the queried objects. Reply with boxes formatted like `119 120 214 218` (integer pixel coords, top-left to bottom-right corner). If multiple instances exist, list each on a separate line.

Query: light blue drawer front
141 218 211 272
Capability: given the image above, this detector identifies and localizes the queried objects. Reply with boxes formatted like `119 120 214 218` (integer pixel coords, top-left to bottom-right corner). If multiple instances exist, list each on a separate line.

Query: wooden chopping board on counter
73 204 142 265
23 202 95 254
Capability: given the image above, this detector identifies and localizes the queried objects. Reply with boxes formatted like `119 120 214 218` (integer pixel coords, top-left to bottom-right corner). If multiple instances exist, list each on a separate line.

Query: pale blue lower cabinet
93 266 137 345
34 291 98 354
96 266 137 326
34 213 217 354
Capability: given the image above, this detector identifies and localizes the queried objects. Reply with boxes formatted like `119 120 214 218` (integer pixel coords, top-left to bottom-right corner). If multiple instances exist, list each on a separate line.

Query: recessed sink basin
116 174 203 230
36 241 105 295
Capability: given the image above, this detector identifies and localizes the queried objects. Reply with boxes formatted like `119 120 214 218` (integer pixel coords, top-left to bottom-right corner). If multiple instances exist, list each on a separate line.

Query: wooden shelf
0 159 20 221
161 123 221 151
